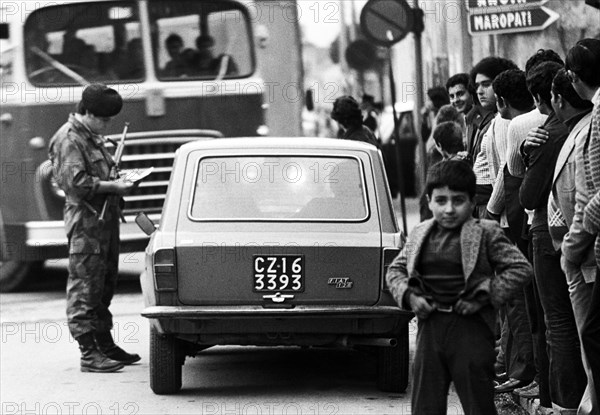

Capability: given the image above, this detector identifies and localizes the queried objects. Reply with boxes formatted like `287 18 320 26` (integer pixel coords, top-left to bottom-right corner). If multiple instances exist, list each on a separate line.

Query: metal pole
414 29 426 191
388 55 408 234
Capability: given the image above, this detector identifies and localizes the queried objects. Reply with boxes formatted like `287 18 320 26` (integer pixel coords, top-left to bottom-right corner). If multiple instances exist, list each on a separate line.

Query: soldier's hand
524 127 548 149
113 181 136 196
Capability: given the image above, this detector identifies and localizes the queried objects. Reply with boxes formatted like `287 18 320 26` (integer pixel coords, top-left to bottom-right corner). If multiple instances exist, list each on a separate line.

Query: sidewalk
513 395 578 415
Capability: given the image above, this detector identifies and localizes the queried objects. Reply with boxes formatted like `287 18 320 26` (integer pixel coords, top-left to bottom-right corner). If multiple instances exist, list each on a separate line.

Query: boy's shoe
494 378 530 393
514 381 539 398
494 361 505 374
495 371 509 383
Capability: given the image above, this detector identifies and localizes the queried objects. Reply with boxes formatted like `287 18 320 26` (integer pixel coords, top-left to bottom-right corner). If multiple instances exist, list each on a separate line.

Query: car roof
178 137 379 154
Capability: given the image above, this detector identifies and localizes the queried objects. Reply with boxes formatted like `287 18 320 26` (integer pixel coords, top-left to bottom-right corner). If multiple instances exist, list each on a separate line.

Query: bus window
24 2 142 85
149 1 253 80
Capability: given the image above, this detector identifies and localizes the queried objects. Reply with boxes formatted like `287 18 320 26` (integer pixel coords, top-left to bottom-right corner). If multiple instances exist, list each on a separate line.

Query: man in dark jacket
331 95 380 148
465 57 518 166
520 62 587 411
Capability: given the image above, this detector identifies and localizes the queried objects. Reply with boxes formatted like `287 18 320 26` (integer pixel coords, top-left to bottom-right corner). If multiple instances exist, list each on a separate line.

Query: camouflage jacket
49 114 119 254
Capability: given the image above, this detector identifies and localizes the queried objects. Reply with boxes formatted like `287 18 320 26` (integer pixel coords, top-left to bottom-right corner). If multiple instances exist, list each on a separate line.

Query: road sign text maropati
467 1 559 36
466 0 547 10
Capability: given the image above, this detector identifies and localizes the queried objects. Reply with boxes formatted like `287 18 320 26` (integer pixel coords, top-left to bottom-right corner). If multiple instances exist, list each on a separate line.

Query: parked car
136 137 413 395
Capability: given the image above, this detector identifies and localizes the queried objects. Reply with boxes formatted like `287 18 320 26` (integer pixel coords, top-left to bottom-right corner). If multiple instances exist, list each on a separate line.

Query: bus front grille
105 129 223 217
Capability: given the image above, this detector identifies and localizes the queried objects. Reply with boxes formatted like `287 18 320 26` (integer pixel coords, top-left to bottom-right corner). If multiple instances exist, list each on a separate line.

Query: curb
513 394 578 415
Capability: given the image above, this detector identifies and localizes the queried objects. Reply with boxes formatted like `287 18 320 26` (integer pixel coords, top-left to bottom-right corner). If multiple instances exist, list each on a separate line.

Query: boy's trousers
412 310 497 415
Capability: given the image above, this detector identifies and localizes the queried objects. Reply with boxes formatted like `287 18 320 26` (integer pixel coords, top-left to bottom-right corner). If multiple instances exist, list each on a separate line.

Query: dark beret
80 83 123 117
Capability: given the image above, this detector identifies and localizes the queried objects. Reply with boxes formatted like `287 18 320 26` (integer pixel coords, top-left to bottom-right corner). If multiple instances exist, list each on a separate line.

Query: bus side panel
1 91 263 225
0 103 62 224
255 0 303 137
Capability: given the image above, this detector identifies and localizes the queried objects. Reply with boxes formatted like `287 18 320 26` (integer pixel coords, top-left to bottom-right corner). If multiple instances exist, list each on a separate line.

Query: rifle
98 122 129 226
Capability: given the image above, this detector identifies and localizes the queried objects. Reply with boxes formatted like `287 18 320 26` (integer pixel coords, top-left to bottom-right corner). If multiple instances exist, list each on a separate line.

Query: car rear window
189 156 368 221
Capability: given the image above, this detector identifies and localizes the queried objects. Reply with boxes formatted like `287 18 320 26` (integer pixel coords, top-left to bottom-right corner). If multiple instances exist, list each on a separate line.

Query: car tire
376 324 409 393
150 326 183 395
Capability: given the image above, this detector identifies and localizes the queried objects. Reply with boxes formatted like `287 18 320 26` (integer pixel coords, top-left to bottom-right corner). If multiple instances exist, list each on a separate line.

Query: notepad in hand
118 167 154 183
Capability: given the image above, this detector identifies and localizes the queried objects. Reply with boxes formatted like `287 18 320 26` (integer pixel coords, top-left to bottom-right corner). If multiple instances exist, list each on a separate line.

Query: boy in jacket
386 160 532 415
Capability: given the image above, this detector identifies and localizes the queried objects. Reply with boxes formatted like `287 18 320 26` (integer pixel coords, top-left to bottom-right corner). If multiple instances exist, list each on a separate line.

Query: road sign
345 39 380 71
466 0 548 11
360 0 415 47
468 5 559 35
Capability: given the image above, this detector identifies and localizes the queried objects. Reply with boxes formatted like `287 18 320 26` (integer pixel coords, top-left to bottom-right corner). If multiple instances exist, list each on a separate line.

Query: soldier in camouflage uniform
49 84 140 372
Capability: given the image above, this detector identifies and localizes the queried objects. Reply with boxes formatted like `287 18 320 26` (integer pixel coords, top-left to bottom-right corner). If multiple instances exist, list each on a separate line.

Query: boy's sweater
385 218 533 332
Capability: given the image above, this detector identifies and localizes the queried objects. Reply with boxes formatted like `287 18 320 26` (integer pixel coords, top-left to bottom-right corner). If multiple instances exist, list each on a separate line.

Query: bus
0 0 304 291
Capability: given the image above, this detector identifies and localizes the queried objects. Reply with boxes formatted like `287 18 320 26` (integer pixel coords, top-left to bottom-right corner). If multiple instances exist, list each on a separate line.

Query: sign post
360 0 424 234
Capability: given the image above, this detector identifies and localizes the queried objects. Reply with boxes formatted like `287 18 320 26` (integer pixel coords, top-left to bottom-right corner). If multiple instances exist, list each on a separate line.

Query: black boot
76 332 124 373
95 331 141 365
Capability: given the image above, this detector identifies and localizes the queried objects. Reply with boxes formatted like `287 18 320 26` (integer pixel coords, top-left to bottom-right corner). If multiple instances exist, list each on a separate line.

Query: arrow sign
466 0 548 12
468 6 559 35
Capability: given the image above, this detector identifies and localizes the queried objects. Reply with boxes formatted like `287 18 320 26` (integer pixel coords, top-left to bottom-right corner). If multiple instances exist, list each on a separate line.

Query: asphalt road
1 198 524 415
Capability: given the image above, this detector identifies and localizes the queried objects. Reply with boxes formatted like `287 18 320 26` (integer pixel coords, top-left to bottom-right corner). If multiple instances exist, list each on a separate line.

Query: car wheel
376 324 409 393
150 325 183 394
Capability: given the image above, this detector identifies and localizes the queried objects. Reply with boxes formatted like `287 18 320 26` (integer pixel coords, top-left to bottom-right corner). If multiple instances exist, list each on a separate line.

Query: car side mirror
306 88 314 112
0 23 8 39
135 212 156 236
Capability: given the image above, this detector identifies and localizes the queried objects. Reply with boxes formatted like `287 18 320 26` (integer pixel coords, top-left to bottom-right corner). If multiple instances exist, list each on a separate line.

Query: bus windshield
23 1 253 86
25 2 142 85
148 1 253 80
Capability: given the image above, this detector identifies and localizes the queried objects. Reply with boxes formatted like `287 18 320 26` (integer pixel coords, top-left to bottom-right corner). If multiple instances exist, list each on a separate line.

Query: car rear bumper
142 305 414 345
142 305 412 319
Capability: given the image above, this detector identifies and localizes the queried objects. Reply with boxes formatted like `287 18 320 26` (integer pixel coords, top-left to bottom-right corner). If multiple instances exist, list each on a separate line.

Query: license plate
253 255 304 292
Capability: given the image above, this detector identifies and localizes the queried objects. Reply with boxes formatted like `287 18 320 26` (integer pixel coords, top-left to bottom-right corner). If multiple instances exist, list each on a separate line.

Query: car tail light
382 247 401 291
153 249 177 292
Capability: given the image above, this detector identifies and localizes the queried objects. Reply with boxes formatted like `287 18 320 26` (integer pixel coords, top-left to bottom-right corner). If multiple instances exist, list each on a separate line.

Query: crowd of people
331 39 600 414
388 38 600 415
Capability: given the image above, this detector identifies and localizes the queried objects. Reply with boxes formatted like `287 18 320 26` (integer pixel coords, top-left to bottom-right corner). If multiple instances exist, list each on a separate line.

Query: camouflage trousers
66 213 120 339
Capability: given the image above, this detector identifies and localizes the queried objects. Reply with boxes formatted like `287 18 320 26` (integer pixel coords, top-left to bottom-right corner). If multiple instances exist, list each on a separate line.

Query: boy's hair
446 72 478 106
469 56 519 90
427 86 450 110
565 38 600 87
446 73 472 93
331 95 362 127
433 122 464 155
425 159 476 198
492 69 534 111
552 68 594 110
526 61 563 108
435 104 461 124
525 49 564 75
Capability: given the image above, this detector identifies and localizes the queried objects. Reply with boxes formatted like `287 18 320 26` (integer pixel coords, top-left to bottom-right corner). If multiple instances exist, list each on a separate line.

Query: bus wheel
0 210 40 292
0 260 39 292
